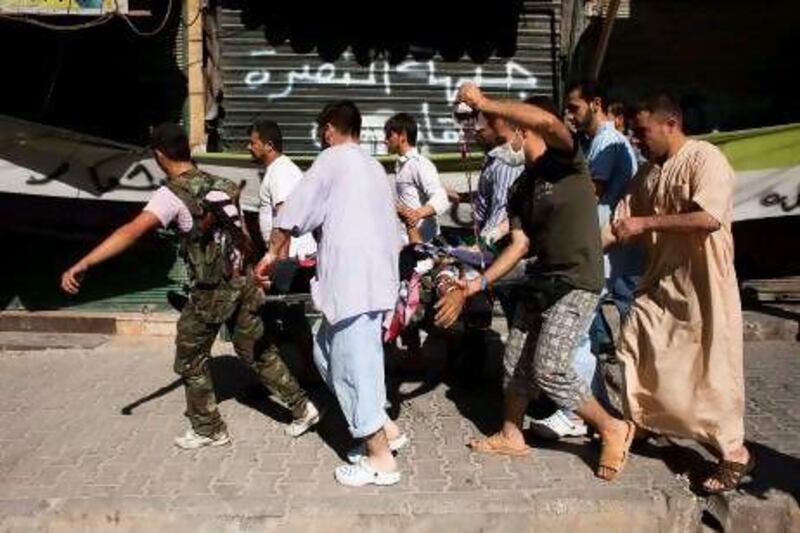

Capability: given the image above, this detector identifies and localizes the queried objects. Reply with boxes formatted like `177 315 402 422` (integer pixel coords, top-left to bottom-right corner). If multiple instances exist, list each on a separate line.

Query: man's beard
578 113 593 133
477 133 502 153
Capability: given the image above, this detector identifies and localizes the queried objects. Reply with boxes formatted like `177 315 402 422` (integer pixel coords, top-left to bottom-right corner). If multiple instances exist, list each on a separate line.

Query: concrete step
0 488 796 532
1 305 797 342
0 332 110 351
0 310 178 336
742 277 800 303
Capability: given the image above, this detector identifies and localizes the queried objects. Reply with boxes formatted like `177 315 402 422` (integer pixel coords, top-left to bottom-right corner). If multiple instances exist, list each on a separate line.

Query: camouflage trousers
174 276 308 437
504 289 599 411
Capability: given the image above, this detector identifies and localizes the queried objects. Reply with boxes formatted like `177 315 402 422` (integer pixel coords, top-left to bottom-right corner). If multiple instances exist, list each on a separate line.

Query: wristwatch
480 274 489 292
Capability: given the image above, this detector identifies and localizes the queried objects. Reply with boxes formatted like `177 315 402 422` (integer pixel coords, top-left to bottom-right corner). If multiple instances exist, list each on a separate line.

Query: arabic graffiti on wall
241 48 538 153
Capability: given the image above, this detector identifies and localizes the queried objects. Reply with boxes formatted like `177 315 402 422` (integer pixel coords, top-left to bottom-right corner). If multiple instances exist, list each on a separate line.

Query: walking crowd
60 80 753 494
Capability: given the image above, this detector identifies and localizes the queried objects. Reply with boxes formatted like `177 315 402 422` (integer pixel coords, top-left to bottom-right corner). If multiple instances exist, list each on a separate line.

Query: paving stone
0 336 795 531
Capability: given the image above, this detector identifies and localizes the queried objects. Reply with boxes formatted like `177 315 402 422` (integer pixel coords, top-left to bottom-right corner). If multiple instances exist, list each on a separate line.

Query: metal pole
589 0 622 81
186 0 205 151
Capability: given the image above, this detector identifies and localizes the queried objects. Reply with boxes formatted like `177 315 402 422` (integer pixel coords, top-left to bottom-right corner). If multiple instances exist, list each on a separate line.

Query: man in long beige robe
606 94 750 493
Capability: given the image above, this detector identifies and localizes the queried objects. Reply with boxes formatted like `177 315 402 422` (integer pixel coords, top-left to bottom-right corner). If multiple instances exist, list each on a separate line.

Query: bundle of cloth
383 242 495 343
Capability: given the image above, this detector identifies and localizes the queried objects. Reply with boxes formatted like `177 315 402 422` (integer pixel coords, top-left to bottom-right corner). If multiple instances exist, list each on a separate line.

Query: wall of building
0 2 187 146
574 0 798 133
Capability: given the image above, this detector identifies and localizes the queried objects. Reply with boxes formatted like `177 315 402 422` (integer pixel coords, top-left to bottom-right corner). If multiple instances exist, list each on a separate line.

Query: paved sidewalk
0 335 797 532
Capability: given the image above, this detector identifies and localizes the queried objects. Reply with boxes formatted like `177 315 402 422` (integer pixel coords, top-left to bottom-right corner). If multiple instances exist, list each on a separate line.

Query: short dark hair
641 93 683 125
607 102 625 118
523 95 560 120
567 79 608 111
317 100 361 138
384 113 418 146
249 118 283 152
150 122 191 162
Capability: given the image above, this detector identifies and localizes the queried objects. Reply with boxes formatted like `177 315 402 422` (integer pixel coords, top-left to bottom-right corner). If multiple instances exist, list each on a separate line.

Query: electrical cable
114 0 173 37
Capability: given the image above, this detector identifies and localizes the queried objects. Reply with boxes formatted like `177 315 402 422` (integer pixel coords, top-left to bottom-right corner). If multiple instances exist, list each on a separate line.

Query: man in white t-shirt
248 119 317 259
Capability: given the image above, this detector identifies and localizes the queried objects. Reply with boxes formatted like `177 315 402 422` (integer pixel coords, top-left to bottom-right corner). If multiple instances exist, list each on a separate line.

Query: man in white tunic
607 95 751 493
256 101 406 487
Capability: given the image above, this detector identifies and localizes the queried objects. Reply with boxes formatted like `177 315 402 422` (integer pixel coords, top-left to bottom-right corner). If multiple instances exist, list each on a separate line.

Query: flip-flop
702 452 756 494
597 420 636 480
468 432 531 457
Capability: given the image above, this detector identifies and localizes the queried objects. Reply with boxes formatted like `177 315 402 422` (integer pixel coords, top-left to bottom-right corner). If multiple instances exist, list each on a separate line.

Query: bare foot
368 453 398 473
468 431 529 456
384 419 402 442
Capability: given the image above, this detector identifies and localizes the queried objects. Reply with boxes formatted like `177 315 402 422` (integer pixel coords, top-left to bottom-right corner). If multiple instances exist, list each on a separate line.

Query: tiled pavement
0 334 797 531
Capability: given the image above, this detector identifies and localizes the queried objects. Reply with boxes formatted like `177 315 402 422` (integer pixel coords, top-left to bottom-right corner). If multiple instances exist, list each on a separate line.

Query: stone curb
0 489 796 532
1 306 797 342
0 310 178 337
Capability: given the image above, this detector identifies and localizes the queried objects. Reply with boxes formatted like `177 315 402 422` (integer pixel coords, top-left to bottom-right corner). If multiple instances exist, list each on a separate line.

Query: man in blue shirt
567 80 641 318
448 112 526 328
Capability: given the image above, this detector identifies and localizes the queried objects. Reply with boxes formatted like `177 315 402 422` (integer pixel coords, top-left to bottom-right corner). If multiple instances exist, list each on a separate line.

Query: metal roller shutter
217 1 562 155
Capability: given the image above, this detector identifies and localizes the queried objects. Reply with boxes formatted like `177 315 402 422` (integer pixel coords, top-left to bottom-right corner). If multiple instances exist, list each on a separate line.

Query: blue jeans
565 274 639 416
572 325 608 407
313 312 388 439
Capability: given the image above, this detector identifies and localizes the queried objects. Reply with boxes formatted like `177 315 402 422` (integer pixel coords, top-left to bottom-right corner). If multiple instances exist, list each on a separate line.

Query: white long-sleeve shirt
394 148 450 243
258 154 317 259
275 143 400 325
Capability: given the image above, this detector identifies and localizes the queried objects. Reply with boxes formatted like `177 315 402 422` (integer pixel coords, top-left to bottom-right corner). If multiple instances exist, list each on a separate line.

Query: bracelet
480 274 489 292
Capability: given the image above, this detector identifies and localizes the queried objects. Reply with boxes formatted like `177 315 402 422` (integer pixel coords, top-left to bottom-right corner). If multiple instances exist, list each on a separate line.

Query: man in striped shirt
472 112 526 245
450 112 525 246
447 112 525 327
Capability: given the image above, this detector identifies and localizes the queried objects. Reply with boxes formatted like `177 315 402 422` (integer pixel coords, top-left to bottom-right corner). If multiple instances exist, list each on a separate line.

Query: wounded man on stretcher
168 242 497 375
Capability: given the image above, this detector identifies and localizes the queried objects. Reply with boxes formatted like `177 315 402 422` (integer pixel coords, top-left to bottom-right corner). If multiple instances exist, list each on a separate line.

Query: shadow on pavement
120 378 183 415
633 438 799 504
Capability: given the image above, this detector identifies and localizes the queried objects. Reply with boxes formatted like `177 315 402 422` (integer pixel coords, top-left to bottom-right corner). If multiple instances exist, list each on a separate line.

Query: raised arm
458 83 573 152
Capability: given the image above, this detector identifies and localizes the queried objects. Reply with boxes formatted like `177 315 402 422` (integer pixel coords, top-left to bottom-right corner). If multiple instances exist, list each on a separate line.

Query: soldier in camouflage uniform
62 123 322 449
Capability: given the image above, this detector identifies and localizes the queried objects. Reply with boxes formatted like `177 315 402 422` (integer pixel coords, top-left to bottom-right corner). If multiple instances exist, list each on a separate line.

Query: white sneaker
285 401 324 438
174 428 231 450
334 458 401 487
346 433 410 464
530 410 588 440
